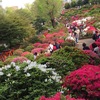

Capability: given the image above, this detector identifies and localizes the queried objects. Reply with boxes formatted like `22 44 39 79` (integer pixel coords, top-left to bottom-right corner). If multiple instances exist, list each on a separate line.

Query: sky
1 0 35 8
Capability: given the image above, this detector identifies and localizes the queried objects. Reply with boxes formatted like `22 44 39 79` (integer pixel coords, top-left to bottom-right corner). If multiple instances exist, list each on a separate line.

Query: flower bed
63 65 100 99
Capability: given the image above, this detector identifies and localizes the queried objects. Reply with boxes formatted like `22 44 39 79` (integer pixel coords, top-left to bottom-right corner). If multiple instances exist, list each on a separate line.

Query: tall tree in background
33 0 63 28
0 9 35 47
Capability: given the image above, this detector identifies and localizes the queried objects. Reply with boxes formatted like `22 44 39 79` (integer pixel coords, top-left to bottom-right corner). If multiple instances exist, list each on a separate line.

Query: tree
77 0 84 6
71 0 77 7
0 11 34 48
89 0 100 4
33 0 63 28
64 3 71 9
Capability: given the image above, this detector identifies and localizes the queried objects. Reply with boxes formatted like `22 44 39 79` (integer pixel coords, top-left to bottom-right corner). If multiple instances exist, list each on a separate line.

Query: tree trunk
51 18 55 28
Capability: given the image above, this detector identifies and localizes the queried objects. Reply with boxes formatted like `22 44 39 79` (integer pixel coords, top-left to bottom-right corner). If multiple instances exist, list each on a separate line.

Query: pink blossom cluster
63 65 100 99
66 95 85 100
12 57 28 63
40 92 61 100
40 93 85 100
96 38 100 42
21 51 31 56
83 50 99 58
31 48 44 54
33 43 49 49
42 30 66 42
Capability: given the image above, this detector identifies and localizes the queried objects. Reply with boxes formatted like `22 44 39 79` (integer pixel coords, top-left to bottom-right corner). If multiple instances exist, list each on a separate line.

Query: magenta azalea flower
63 65 100 99
12 57 28 63
31 48 44 54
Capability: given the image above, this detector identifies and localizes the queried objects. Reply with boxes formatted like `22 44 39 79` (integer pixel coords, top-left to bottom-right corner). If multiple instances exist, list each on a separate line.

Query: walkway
76 38 95 49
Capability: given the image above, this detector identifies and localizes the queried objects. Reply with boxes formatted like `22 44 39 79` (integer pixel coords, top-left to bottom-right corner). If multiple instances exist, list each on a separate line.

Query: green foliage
36 56 49 64
33 17 47 34
89 0 100 4
34 0 63 28
77 0 84 6
28 35 42 44
61 40 75 47
4 56 17 65
0 62 61 99
0 61 4 67
71 1 77 7
25 54 34 61
64 3 70 9
0 45 6 52
0 9 34 48
24 45 34 52
43 46 90 77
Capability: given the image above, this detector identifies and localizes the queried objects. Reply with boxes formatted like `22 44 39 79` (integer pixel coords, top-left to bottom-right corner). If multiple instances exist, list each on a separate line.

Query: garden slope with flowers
0 4 100 100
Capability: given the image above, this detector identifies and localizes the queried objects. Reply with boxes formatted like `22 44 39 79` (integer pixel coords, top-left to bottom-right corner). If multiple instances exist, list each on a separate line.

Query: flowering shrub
31 48 45 54
61 39 75 47
13 49 24 56
4 56 17 65
83 49 98 57
63 65 100 100
12 56 28 63
83 50 100 65
0 61 61 100
24 45 34 52
45 46 90 77
40 92 61 100
40 93 86 100
25 53 34 61
21 51 31 56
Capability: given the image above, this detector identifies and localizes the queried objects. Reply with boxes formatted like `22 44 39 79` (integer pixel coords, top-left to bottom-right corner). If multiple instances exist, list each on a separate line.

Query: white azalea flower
7 73 11 77
6 65 11 69
26 60 31 64
24 66 28 72
15 66 20 71
40 68 46 72
26 73 31 77
0 68 2 71
11 62 16 66
0 72 4 76
45 79 48 82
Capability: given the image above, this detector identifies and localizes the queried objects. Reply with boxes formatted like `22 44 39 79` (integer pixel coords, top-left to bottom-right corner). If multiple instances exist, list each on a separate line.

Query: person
34 52 38 59
48 42 53 53
92 43 100 56
92 30 98 41
74 28 80 43
54 42 61 49
82 43 90 50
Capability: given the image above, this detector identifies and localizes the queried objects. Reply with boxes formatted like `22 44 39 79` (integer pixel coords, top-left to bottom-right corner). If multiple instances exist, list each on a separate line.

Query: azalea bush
0 61 4 67
0 61 61 100
13 49 24 56
45 46 90 77
61 39 75 47
12 56 28 64
83 50 100 65
25 53 34 61
4 56 17 65
40 92 86 100
63 65 100 100
24 45 34 52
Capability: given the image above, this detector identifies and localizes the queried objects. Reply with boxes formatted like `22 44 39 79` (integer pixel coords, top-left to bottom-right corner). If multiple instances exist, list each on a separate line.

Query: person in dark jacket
82 43 90 50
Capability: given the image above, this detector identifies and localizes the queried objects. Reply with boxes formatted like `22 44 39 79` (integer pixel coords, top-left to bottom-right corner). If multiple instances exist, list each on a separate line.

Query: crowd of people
82 30 100 56
33 16 100 59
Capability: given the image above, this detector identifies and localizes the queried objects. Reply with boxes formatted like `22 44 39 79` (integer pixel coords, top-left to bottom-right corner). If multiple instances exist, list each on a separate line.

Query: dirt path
76 38 95 49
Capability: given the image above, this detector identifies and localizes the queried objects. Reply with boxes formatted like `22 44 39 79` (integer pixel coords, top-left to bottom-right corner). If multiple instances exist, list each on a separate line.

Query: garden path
76 38 95 49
